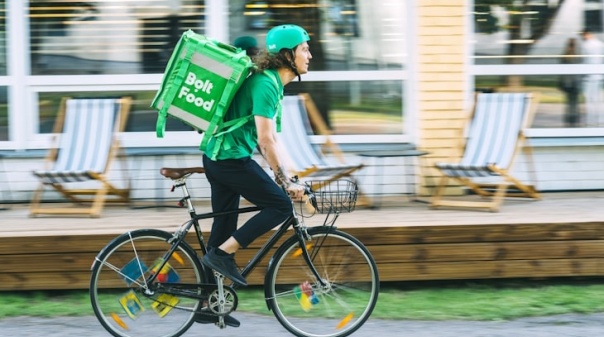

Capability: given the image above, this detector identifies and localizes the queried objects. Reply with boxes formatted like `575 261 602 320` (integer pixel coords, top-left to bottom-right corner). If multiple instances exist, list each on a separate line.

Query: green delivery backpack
151 30 256 152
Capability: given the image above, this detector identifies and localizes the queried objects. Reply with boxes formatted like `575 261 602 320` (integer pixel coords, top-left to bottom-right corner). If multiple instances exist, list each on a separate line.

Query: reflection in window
29 1 205 75
476 75 604 128
0 87 6 141
286 80 403 135
38 91 191 134
585 0 603 32
0 0 5 75
229 0 405 71
473 0 601 65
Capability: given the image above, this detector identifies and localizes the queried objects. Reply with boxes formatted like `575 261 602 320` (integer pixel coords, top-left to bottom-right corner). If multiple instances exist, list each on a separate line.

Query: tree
475 0 566 61
474 0 567 86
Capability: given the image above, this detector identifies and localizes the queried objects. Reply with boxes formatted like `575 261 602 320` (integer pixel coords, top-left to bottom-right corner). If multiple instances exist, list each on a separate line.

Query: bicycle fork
294 219 335 288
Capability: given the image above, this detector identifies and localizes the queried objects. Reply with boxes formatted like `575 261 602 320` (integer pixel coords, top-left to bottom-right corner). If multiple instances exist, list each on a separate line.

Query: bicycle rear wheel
90 229 206 337
265 227 379 337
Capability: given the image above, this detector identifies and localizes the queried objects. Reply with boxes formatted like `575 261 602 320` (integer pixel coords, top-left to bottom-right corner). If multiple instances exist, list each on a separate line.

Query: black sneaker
194 311 240 328
201 248 248 286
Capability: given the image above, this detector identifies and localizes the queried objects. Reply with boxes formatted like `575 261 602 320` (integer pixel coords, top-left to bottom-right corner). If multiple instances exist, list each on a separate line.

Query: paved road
2 312 604 337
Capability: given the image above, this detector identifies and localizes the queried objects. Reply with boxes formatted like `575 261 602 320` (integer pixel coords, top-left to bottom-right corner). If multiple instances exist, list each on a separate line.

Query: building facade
0 0 603 202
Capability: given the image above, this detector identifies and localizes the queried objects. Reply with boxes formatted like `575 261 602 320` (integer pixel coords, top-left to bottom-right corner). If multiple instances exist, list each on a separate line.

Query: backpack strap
205 115 252 160
206 71 282 160
155 35 197 138
199 72 246 150
263 71 283 132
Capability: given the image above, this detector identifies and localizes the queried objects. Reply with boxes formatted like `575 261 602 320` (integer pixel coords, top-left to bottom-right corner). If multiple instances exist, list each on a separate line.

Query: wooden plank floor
1 191 604 291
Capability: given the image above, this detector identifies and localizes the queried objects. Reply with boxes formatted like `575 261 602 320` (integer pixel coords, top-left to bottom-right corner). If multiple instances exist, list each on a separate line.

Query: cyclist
197 24 311 325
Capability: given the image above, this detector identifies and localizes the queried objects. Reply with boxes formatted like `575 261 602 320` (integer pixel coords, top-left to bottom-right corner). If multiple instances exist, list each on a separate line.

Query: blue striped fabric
34 98 121 184
278 95 360 178
436 93 529 178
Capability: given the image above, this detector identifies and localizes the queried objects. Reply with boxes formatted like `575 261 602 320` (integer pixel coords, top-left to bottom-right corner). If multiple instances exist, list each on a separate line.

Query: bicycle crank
207 286 238 315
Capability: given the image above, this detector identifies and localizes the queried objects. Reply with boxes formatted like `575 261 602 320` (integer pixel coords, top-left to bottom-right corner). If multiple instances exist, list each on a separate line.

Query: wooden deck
1 191 604 291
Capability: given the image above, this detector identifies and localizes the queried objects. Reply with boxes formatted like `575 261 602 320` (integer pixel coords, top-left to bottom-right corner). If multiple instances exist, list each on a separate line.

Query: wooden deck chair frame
278 95 364 187
298 93 347 163
30 97 132 217
430 92 541 212
277 94 370 206
296 94 373 206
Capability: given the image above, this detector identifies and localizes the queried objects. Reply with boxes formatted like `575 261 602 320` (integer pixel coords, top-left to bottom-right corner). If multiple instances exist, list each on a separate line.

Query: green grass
2 279 604 321
373 280 604 320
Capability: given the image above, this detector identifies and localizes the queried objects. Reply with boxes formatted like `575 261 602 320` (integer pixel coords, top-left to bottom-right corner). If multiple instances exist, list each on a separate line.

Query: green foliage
474 4 500 34
474 0 564 40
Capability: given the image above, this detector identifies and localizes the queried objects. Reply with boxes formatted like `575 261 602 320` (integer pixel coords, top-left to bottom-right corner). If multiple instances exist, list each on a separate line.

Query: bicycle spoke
90 230 205 337
266 228 379 337
127 231 149 286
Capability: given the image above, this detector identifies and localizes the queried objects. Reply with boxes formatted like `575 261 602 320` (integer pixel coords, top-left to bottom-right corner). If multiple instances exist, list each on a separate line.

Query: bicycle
90 166 379 337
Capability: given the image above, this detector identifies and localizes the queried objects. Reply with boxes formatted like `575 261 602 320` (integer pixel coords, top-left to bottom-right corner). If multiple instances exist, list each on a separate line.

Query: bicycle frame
147 176 330 297
90 172 378 337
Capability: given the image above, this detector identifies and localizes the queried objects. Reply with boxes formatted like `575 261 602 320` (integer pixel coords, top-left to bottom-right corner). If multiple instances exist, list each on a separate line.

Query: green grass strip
1 279 604 321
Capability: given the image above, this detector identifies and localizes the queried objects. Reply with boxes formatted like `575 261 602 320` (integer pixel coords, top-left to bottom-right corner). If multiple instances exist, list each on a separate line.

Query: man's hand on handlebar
285 181 306 201
280 176 306 201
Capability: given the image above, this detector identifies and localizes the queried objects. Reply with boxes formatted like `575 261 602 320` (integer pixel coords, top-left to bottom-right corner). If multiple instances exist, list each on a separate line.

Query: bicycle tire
265 227 379 337
90 229 207 337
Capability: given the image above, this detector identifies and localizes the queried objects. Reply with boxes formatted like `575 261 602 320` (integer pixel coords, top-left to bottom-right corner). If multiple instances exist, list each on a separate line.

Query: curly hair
253 49 294 72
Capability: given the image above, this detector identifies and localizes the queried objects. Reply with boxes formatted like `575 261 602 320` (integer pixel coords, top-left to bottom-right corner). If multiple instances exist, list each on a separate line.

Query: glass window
228 0 406 137
473 1 604 129
0 87 6 140
286 80 403 135
0 0 6 76
28 1 206 75
475 74 602 128
38 91 191 134
473 0 600 65
229 0 406 71
31 1 407 141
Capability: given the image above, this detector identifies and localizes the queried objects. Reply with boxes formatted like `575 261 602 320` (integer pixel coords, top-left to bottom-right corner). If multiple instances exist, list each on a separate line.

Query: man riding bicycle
199 24 312 326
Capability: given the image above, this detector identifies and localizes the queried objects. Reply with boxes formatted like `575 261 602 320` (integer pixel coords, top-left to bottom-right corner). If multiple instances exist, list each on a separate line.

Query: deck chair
30 97 132 217
430 92 541 212
277 94 364 192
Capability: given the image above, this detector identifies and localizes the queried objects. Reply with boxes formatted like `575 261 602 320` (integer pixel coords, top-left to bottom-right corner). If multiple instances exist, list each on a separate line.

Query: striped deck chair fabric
34 99 120 184
431 93 540 212
30 97 131 217
277 95 364 188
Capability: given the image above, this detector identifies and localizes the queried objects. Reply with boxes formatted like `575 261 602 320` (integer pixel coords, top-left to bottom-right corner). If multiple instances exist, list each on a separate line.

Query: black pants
202 155 292 248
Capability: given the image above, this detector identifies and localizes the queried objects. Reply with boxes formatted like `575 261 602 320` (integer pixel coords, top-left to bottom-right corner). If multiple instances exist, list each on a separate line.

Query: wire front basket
307 180 358 214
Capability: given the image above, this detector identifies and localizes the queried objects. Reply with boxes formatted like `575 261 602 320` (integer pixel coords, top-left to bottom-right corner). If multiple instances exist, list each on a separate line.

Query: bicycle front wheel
265 227 379 337
90 229 206 337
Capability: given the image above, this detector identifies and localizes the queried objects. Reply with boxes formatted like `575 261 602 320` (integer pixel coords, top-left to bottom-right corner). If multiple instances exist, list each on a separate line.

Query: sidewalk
2 312 604 337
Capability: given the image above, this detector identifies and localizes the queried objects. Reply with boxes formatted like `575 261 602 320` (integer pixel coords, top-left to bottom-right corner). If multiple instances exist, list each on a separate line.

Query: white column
206 0 229 42
6 0 31 150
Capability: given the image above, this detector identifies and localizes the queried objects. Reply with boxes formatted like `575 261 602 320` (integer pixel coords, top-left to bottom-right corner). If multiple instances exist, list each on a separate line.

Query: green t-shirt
205 69 283 160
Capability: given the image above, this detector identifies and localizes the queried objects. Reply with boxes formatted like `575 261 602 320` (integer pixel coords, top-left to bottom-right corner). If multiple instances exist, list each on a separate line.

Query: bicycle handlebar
303 184 318 210
283 177 318 210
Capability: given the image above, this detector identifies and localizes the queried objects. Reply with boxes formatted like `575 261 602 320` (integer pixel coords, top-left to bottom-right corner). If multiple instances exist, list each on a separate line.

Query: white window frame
468 0 604 141
2 0 416 151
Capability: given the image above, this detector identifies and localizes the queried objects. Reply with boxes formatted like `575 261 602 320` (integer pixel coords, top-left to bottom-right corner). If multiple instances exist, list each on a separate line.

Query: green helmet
266 24 310 54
